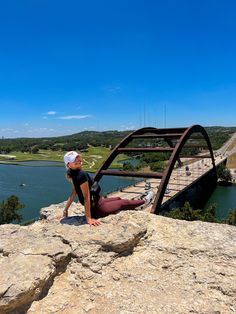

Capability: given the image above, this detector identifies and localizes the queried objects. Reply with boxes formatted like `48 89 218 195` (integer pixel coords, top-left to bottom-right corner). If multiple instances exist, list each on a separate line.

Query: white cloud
46 111 57 115
57 115 91 120
1 126 64 138
0 128 15 132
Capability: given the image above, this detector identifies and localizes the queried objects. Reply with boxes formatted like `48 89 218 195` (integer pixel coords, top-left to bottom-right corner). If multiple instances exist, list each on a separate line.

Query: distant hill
0 130 131 153
0 127 235 153
204 126 236 150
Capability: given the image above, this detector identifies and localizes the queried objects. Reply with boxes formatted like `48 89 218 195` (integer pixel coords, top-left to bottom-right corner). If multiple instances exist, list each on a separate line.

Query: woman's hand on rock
87 218 101 226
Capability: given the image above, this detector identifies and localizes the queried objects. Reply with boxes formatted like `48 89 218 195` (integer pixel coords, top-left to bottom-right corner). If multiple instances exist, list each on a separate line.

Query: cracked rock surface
0 201 236 313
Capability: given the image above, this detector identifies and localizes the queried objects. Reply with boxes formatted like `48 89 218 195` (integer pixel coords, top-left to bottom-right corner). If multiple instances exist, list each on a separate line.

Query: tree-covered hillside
0 130 131 153
205 126 236 150
0 126 235 154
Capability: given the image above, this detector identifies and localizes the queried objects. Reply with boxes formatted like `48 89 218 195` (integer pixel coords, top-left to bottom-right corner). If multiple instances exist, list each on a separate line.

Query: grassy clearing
0 147 127 172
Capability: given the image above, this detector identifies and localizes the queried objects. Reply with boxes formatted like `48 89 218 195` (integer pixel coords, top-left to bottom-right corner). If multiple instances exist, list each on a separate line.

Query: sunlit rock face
0 202 236 314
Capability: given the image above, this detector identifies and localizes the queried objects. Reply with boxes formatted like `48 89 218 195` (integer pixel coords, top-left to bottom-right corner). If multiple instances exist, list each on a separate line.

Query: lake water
0 162 139 224
1 162 235 224
204 184 236 219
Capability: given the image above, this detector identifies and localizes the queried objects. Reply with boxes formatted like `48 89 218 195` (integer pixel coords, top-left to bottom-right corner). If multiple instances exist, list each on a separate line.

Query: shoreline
0 159 65 167
0 160 122 173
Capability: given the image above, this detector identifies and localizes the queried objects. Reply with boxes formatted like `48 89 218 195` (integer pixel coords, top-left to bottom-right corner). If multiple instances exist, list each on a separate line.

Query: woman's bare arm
80 181 101 226
63 183 77 217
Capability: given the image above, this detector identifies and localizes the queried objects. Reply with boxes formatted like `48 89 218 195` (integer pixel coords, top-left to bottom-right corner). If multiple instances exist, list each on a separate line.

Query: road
106 135 235 211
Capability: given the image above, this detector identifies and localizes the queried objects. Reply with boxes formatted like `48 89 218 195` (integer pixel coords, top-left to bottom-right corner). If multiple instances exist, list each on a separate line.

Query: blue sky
0 0 236 138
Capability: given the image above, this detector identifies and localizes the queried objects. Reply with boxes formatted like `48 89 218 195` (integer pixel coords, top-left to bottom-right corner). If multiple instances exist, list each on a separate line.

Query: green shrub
0 195 24 224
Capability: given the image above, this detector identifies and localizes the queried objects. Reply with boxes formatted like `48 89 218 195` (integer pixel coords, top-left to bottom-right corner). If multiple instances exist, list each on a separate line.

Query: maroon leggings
93 197 145 218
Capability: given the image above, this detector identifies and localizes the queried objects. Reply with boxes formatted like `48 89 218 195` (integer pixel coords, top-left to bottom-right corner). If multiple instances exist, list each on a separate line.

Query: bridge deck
105 154 226 212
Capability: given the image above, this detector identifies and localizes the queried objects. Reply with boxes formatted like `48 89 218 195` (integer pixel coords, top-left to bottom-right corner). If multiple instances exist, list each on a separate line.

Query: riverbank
0 147 127 171
0 160 64 167
0 146 127 172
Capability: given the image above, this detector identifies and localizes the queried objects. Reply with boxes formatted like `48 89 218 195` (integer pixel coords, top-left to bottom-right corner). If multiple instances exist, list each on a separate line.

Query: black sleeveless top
68 169 94 205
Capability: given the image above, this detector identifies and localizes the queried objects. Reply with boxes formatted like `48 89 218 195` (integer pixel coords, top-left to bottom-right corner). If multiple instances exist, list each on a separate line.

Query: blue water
13 161 64 167
0 162 139 223
1 161 235 223
204 184 236 219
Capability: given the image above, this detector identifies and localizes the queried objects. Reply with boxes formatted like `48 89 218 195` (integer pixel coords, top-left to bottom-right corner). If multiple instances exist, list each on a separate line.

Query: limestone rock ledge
0 202 235 314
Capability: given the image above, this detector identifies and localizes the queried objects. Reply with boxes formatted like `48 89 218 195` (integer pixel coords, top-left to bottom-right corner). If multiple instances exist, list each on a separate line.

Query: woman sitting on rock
63 151 145 226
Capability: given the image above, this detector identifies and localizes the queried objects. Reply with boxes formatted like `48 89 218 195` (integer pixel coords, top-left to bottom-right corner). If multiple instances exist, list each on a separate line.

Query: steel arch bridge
94 125 217 214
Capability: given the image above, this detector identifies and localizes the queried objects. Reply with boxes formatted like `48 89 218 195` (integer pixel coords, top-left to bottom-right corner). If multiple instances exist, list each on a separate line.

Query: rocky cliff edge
0 202 236 313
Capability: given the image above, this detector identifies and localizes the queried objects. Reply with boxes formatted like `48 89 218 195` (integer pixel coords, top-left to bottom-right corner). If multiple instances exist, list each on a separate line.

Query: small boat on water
20 183 26 187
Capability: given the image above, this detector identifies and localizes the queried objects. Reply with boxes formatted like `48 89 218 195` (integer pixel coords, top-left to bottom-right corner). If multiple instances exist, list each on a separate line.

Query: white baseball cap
64 151 80 167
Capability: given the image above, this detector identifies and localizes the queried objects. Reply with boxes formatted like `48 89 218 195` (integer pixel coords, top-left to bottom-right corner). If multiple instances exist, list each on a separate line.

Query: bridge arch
151 125 216 213
93 125 216 214
94 126 158 182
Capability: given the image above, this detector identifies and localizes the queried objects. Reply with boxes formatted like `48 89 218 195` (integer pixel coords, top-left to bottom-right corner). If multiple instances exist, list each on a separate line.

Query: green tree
3 147 11 153
31 146 39 154
217 164 232 182
150 161 164 172
167 202 203 221
201 204 218 223
0 195 24 224
225 208 236 225
123 162 135 171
